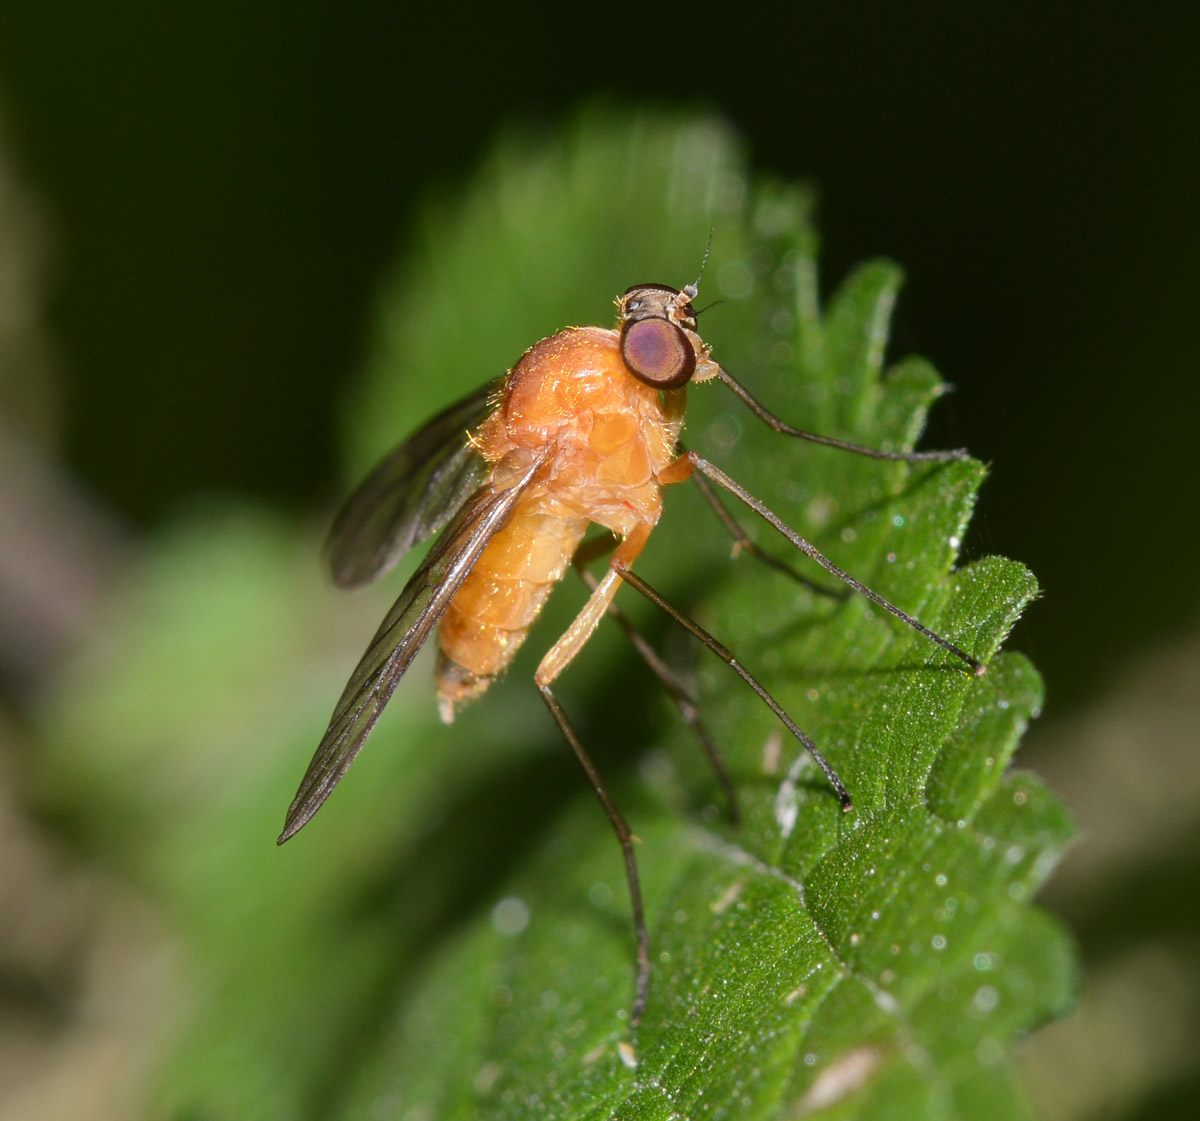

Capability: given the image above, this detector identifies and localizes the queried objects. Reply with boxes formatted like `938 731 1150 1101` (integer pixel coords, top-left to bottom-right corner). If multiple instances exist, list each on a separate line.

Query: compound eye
620 317 696 389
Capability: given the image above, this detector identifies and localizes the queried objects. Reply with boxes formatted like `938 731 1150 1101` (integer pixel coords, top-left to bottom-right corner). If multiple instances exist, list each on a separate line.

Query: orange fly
279 275 985 1023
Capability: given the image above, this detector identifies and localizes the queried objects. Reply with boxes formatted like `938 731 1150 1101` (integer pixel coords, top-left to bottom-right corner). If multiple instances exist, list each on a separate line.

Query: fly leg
606 558 853 811
715 366 968 462
688 465 846 599
536 682 651 1026
535 525 655 1025
662 452 986 676
570 534 739 823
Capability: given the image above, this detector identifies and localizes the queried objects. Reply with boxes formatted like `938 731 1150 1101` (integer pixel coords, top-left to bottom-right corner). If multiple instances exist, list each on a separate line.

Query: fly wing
327 378 503 589
279 452 545 843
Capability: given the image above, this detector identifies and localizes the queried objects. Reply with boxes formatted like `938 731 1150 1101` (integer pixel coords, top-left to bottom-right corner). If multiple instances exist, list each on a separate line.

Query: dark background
0 4 1197 710
0 6 1198 1117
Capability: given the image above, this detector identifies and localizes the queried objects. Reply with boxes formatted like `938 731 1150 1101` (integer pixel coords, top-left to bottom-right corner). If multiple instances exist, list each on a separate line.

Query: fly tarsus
717 366 968 462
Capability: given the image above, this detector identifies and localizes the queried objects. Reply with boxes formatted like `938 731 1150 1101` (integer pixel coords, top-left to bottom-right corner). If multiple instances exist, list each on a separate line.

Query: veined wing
280 452 545 842
327 378 503 589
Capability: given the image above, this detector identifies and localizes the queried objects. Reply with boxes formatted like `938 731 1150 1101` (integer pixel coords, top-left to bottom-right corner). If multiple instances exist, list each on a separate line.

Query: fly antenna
684 230 714 301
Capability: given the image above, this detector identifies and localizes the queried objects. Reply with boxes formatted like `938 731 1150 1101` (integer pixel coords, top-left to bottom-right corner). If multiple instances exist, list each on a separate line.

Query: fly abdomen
436 498 588 721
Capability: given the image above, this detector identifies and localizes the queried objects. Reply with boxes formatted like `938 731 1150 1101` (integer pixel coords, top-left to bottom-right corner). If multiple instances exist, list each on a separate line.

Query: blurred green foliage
36 112 1072 1119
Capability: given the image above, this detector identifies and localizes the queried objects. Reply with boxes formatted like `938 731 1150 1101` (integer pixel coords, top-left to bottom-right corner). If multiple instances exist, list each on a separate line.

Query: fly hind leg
536 681 651 1026
534 523 655 1025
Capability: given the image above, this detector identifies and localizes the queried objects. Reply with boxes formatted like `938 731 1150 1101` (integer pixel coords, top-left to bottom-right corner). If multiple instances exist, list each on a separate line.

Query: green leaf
35 108 1075 1119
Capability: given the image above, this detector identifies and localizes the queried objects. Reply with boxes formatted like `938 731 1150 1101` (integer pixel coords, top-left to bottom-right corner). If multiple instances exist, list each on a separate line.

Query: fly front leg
715 366 969 462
